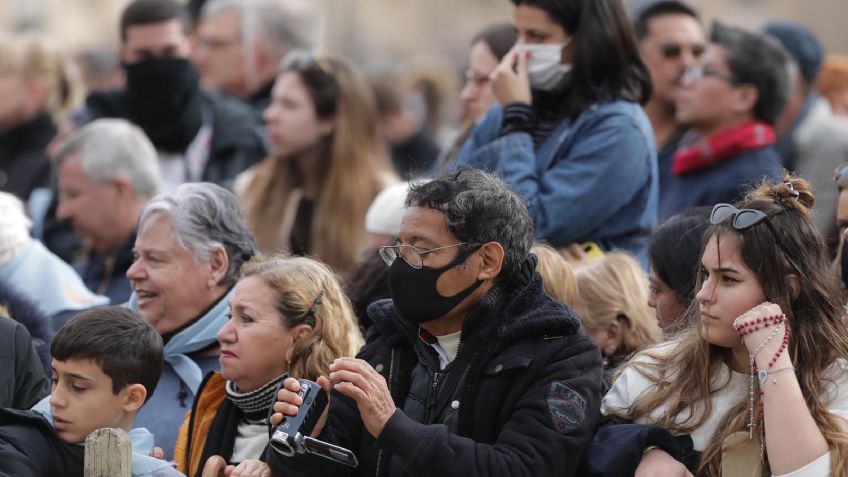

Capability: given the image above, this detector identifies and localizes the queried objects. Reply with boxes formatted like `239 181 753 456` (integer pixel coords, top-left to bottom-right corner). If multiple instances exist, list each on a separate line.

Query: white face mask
516 39 573 91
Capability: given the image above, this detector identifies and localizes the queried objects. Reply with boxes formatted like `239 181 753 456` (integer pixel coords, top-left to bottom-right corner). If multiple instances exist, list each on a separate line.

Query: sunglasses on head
710 203 773 230
709 203 796 270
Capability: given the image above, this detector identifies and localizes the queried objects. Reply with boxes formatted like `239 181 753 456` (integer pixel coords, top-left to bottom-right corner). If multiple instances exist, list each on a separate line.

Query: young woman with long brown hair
586 174 848 477
236 50 396 272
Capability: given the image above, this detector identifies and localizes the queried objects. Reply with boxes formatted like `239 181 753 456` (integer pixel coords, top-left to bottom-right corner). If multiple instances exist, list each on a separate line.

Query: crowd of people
2 0 848 476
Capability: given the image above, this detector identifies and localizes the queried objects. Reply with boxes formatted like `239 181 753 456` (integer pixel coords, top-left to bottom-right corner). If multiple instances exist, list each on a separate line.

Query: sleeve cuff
376 410 435 465
499 102 535 136
773 452 831 477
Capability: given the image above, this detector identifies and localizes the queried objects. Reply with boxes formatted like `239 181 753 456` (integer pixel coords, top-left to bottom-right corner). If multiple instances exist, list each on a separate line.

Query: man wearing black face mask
267 169 603 477
39 0 265 265
78 0 265 191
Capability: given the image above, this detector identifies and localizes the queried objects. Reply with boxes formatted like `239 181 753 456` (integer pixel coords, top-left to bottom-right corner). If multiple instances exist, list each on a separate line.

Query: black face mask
124 57 203 152
387 245 483 325
841 241 848 290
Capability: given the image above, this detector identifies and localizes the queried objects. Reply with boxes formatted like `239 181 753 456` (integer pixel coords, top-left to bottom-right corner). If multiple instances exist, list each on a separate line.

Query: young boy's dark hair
51 306 163 402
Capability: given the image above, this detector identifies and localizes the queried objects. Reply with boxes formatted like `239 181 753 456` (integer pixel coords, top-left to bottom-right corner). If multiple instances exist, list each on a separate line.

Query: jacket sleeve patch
547 381 586 433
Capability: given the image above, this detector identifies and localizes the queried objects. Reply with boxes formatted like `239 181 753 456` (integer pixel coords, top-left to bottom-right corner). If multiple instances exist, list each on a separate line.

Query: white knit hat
0 192 33 268
365 181 417 236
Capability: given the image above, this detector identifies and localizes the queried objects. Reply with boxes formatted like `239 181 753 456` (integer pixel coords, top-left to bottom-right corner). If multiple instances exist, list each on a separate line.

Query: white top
602 343 848 477
435 330 462 366
230 421 269 465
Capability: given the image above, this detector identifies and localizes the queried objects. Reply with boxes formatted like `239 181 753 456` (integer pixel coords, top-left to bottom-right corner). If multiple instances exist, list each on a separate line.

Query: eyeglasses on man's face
378 242 478 269
682 64 738 85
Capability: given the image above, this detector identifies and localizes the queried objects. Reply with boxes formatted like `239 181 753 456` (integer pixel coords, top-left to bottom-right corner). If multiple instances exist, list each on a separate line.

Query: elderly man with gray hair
192 0 321 113
53 118 161 305
126 181 257 460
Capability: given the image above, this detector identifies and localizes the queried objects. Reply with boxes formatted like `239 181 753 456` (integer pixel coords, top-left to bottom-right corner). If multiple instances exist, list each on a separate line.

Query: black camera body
269 379 358 467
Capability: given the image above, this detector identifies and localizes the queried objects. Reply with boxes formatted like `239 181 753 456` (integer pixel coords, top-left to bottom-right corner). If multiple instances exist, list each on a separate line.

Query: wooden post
84 428 132 477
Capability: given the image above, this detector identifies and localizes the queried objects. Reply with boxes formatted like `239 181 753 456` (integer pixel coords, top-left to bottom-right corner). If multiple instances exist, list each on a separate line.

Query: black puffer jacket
267 257 603 477
0 317 49 410
0 407 84 477
0 280 53 376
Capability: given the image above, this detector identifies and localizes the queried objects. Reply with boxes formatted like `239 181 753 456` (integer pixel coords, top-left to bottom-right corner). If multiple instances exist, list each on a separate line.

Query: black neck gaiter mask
124 57 203 153
840 241 848 290
388 245 483 325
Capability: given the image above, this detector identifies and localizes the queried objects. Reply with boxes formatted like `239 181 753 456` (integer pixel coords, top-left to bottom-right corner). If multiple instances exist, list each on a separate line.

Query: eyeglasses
682 64 738 85
378 242 480 269
660 42 706 60
465 69 491 87
709 203 795 267
834 163 848 188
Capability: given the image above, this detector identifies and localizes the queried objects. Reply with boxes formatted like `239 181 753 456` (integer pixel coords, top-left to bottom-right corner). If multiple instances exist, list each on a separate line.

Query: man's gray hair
406 169 535 280
54 118 161 199
138 183 258 286
202 0 321 57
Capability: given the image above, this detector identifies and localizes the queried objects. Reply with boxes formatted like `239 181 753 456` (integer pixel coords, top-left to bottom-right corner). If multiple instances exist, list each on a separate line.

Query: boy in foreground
0 306 183 476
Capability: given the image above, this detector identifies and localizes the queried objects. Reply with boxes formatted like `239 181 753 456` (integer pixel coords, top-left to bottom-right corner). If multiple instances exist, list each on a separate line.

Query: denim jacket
457 101 658 264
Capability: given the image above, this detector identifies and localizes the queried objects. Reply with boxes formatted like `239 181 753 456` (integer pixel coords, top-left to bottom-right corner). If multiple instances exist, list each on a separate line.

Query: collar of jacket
366 254 582 347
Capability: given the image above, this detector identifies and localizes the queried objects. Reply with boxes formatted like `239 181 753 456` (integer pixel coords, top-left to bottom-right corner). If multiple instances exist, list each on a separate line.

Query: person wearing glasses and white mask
267 169 602 477
457 0 657 266
629 0 706 219
661 22 788 219
436 22 518 173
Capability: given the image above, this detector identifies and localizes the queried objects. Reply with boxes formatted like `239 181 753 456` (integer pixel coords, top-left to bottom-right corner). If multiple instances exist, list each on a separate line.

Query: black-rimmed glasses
378 242 479 269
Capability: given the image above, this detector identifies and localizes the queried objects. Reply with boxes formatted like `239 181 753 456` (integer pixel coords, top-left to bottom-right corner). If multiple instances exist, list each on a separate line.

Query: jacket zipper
375 348 396 477
425 371 441 423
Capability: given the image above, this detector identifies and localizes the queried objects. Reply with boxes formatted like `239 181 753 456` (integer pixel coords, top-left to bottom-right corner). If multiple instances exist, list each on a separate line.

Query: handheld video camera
269 379 358 468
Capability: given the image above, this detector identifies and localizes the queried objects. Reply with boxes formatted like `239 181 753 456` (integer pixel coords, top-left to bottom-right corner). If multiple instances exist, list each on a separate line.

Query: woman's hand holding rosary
732 301 795 458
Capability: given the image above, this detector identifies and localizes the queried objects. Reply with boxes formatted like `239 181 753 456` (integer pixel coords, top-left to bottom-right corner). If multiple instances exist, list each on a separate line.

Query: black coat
0 407 84 477
267 257 603 477
85 89 267 188
0 280 53 376
0 113 55 201
0 317 50 410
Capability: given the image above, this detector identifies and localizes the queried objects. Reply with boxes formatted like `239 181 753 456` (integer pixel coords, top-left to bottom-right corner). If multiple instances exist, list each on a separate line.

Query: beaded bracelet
734 313 785 336
732 302 777 331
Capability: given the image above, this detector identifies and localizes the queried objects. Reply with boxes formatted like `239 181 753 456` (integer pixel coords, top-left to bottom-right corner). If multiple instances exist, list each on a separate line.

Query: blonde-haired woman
174 254 363 477
0 33 82 201
588 175 848 477
236 50 396 272
531 242 578 307
574 252 661 385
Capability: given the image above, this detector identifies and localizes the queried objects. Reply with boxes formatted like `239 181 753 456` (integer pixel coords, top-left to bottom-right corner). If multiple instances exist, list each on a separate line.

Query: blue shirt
659 145 782 220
